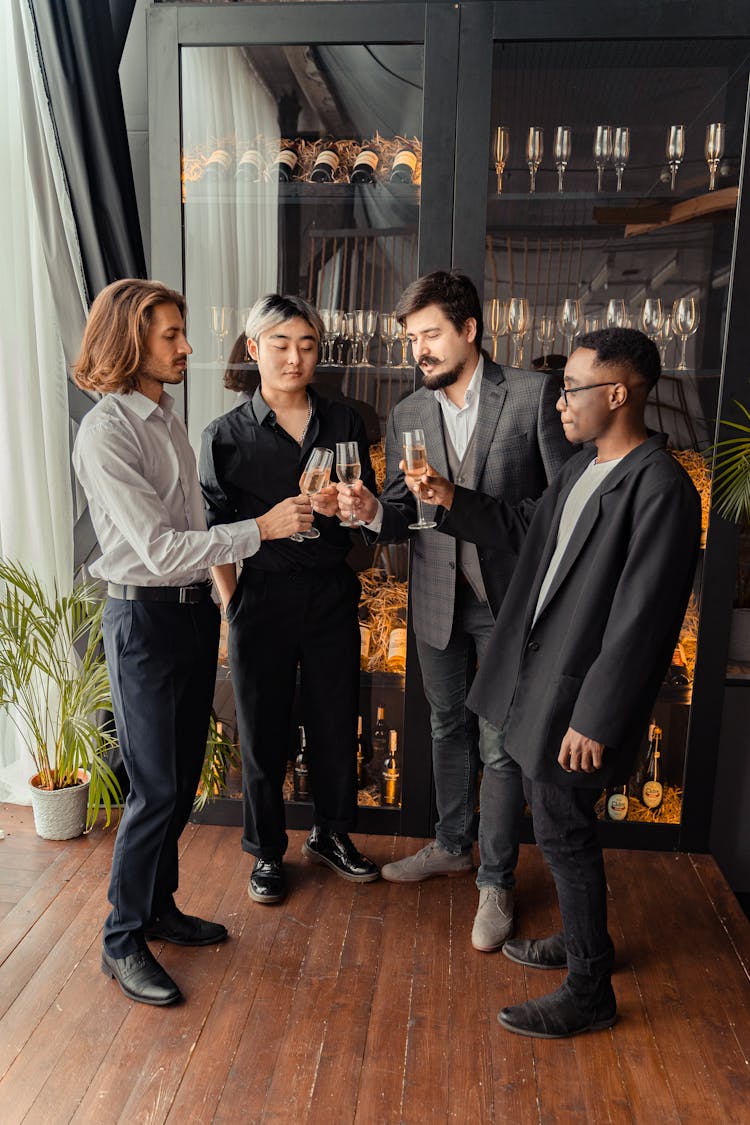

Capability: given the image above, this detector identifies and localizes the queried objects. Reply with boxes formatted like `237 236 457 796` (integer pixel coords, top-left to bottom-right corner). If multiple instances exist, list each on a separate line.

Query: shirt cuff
364 501 384 535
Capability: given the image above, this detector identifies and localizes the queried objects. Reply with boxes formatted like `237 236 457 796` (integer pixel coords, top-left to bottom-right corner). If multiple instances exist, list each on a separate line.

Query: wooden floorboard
1 805 749 1124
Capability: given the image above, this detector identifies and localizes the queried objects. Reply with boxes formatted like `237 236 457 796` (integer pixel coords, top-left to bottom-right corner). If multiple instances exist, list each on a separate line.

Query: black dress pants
228 564 361 860
102 596 220 957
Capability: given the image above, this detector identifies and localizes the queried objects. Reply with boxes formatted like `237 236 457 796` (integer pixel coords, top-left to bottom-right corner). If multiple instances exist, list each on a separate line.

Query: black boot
498 975 616 1039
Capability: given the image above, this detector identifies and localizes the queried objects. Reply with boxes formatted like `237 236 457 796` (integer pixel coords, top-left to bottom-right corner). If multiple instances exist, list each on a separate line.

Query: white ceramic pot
28 771 90 840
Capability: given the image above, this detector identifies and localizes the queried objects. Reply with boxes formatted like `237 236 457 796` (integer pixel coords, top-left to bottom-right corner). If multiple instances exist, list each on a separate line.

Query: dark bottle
605 785 628 821
389 147 418 184
350 146 380 184
236 149 264 182
309 147 339 183
371 705 388 775
273 147 298 182
381 729 401 807
642 722 664 810
294 725 310 801
356 714 368 789
667 645 689 686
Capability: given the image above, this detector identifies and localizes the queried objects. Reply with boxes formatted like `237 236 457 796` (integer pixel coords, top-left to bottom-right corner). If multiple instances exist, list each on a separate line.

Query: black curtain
30 0 146 300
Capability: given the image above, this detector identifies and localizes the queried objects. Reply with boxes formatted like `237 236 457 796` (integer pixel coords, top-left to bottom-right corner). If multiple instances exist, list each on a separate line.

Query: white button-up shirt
73 390 260 586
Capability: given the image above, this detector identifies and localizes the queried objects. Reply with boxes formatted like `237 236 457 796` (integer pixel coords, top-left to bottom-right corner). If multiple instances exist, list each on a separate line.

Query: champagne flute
583 314 602 334
557 298 581 356
334 310 347 365
639 297 664 340
381 313 397 367
593 125 612 192
484 297 508 362
398 323 411 369
612 126 630 192
507 296 529 367
319 308 339 365
342 311 356 366
666 125 685 192
402 429 437 530
336 441 363 527
554 126 572 193
296 447 333 539
211 305 230 363
495 125 510 194
606 298 627 328
671 297 700 372
655 314 673 368
705 122 725 192
526 127 544 194
360 309 379 366
536 316 556 367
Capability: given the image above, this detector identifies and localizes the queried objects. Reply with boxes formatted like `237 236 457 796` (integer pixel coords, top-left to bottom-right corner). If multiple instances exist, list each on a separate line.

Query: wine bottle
356 714 367 789
386 615 407 675
389 147 418 184
359 619 371 671
236 149 264 182
642 722 663 810
272 147 298 182
203 148 232 181
381 729 401 807
605 785 628 821
294 725 310 801
371 705 388 775
350 146 379 184
309 147 339 182
667 645 689 685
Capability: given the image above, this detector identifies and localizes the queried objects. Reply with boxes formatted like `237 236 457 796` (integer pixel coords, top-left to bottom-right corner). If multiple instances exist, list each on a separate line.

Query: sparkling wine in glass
554 126 572 193
536 316 556 366
705 122 725 191
671 297 700 372
639 298 664 340
507 297 530 367
557 298 581 356
593 126 612 192
666 125 685 192
526 127 544 194
612 126 630 192
296 447 334 540
336 441 363 528
402 429 437 530
495 125 510 194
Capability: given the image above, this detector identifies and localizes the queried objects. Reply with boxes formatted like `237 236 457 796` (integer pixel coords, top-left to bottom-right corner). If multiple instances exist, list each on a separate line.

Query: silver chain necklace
298 393 313 446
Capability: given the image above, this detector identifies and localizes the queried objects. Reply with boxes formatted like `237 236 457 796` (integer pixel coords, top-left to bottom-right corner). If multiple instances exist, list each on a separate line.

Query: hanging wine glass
656 313 673 368
639 298 664 341
705 122 725 192
593 125 612 192
495 126 510 194
507 297 529 367
526 127 543 195
554 126 572 193
671 297 700 372
612 126 630 192
606 299 627 329
666 125 685 192
484 298 508 362
557 298 581 356
536 316 556 367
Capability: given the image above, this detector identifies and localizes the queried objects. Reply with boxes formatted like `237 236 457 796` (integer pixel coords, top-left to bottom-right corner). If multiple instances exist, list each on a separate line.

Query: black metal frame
149 0 750 851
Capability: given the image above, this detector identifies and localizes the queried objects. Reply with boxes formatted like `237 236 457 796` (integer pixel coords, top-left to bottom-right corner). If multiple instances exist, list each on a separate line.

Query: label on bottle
387 627 407 672
360 624 371 669
314 149 339 172
642 780 663 809
607 792 628 820
274 149 297 171
392 149 417 174
354 149 379 171
237 150 263 175
204 149 232 175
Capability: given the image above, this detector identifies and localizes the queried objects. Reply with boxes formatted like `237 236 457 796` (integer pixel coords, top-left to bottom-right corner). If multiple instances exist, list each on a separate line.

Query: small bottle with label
273 146 298 182
642 722 663 810
389 146 418 184
605 785 628 821
294 725 310 801
381 729 401 807
371 705 388 776
350 145 380 184
386 616 407 675
310 147 339 182
356 715 367 789
236 149 265 182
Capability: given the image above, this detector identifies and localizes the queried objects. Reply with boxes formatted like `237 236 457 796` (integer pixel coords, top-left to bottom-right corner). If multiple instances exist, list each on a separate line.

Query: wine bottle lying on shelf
351 147 380 184
390 147 417 184
310 148 339 182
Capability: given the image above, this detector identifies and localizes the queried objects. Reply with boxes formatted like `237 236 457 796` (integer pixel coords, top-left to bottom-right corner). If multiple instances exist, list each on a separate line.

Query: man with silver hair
200 294 380 904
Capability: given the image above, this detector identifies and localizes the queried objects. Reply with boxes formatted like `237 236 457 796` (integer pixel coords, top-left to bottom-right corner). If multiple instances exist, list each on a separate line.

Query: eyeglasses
558 381 619 406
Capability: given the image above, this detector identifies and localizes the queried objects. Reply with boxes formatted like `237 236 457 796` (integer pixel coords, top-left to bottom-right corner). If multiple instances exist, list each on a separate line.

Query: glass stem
529 167 536 194
678 336 688 371
616 167 623 192
557 166 564 193
415 495 427 526
596 164 604 192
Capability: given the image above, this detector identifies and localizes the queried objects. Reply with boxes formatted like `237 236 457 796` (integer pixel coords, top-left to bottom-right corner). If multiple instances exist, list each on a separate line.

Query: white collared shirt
73 390 260 586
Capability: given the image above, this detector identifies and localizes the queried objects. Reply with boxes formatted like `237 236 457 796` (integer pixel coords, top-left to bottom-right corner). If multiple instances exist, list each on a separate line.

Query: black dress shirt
199 386 377 572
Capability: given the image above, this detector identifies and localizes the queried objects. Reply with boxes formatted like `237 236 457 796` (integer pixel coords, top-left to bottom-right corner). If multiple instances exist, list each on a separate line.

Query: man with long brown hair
72 278 312 1006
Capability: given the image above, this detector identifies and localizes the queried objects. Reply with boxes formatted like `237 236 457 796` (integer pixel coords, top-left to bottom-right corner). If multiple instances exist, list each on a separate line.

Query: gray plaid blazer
375 359 574 650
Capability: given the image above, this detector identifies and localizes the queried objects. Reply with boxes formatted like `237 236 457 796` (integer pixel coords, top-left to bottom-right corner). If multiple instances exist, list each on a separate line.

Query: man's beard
420 361 462 390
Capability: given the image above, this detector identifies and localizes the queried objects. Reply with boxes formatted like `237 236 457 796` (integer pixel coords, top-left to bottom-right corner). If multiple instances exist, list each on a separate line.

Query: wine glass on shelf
507 297 530 367
536 316 556 367
353 310 369 366
319 308 340 365
557 298 581 356
336 441 363 528
381 313 397 367
655 314 673 368
342 311 357 366
360 310 379 366
593 126 612 192
583 314 602 335
295 447 334 540
612 126 630 192
666 125 685 192
639 297 664 341
495 125 510 194
671 297 700 372
606 298 627 329
526 127 544 194
211 305 230 363
705 122 725 192
402 430 437 530
484 297 508 362
554 126 572 193
398 323 412 369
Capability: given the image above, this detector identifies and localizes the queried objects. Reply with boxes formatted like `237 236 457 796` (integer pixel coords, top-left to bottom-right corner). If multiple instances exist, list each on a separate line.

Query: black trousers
228 564 361 860
523 775 615 981
102 596 220 957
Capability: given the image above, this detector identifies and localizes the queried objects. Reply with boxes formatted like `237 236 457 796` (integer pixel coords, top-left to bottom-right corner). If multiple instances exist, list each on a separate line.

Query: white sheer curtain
0 0 87 803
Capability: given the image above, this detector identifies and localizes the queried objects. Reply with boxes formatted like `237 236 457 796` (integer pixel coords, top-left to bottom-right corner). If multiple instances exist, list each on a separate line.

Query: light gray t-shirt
533 457 622 624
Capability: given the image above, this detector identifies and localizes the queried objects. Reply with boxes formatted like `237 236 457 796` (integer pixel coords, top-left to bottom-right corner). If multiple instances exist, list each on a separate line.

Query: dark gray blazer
441 433 701 786
374 359 573 649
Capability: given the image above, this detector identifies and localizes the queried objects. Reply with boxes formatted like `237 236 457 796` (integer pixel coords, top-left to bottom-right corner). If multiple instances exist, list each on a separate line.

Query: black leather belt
107 582 212 604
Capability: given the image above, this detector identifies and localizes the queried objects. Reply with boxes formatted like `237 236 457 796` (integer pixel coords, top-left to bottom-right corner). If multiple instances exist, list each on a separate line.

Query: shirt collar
434 354 484 410
116 389 174 420
252 383 323 426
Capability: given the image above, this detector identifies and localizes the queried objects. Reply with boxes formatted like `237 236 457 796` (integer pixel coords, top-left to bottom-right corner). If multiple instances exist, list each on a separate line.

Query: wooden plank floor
1 803 749 1124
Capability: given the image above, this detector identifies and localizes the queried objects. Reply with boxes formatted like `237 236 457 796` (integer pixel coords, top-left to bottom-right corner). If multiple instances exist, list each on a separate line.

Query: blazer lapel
419 391 450 479
471 365 507 488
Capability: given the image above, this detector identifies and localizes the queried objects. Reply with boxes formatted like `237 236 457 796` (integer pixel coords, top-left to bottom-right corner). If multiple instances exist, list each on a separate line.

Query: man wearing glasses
408 327 701 1038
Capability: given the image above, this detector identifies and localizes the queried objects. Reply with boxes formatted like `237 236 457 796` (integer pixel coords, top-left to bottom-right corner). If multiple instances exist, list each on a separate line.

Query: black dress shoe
249 858 286 904
302 826 379 882
498 981 616 1039
503 932 567 970
144 909 228 946
101 947 182 1006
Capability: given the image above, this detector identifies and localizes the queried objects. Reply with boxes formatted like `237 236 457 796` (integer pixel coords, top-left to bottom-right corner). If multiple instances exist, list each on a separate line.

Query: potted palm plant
0 558 122 838
707 399 750 661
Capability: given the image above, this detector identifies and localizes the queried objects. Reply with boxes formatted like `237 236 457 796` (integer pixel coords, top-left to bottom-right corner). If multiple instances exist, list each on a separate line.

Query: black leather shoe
302 826 379 882
144 909 228 946
503 932 567 970
498 981 616 1039
249 858 286 904
101 947 182 1006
